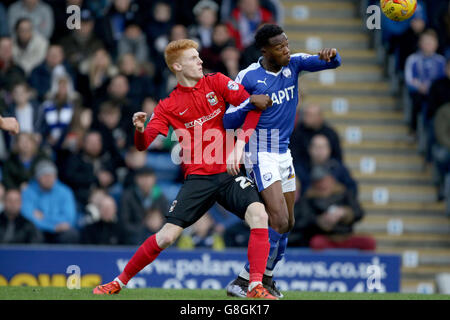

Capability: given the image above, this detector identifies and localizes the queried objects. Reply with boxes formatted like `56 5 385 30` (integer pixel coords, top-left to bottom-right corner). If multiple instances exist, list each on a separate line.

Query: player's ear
173 62 182 72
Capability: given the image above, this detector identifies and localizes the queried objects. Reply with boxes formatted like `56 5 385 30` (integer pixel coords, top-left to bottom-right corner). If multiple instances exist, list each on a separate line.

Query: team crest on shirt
263 173 272 181
206 92 219 106
282 68 292 78
227 80 239 91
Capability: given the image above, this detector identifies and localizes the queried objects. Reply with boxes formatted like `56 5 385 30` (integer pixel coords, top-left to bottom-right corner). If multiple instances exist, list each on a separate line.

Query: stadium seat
146 152 181 182
158 181 182 203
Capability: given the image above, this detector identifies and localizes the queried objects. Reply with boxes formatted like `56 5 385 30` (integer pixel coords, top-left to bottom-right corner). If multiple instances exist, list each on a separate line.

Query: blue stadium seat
158 181 182 203
146 152 180 182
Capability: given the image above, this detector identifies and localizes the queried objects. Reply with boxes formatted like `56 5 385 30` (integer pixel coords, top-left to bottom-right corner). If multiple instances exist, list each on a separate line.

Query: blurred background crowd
0 0 448 253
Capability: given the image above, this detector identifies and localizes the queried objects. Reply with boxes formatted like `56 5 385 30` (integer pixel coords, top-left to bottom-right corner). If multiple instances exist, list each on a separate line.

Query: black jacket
289 122 342 169
289 183 364 247
81 220 128 245
0 213 43 244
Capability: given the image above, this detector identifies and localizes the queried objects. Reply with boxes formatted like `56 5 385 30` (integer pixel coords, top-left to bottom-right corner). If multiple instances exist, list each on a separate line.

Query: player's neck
261 58 282 73
176 74 201 88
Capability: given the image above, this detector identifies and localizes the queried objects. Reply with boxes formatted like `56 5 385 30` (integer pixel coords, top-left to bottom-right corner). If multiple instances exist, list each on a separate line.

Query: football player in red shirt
93 39 277 299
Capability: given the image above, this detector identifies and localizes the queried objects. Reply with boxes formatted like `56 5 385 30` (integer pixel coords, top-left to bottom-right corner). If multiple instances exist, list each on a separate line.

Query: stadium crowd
364 0 450 216
0 0 373 250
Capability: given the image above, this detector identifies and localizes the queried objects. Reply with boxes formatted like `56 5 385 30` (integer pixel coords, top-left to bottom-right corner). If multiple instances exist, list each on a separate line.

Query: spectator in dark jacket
120 166 168 244
427 59 450 121
297 134 357 196
81 195 127 245
290 165 375 251
6 82 40 134
117 53 154 109
61 130 118 208
0 188 43 243
59 8 104 69
2 132 49 189
29 44 74 103
290 103 343 175
0 36 26 92
122 146 148 188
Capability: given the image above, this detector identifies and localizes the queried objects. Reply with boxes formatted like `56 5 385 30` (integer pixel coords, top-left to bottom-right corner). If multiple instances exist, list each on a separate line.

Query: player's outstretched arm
293 49 341 73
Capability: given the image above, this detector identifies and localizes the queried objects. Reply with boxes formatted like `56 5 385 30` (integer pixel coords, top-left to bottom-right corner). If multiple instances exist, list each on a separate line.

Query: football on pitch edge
380 0 417 22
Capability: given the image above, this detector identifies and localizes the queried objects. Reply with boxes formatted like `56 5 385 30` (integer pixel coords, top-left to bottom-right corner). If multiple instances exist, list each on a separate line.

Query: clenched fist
132 112 148 133
318 48 337 63
250 94 273 111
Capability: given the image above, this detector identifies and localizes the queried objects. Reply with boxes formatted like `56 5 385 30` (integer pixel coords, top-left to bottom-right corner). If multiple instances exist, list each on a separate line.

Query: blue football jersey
223 52 341 154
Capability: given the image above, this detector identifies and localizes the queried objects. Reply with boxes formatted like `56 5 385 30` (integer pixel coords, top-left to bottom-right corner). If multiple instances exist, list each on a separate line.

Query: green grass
0 287 448 300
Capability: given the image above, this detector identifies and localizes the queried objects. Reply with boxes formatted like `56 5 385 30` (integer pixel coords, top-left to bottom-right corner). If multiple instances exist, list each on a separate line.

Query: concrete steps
366 233 450 249
358 184 437 203
342 140 418 155
303 95 398 112
283 1 358 19
301 79 392 96
361 201 445 217
352 171 433 185
344 154 424 172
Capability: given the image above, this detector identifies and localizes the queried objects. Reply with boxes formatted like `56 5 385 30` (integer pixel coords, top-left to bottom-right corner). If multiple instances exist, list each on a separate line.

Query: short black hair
254 24 284 49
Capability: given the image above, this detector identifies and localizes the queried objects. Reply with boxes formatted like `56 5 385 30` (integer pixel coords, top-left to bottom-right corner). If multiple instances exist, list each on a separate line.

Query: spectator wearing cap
59 8 104 70
8 0 55 39
120 166 168 244
188 0 219 49
0 188 43 244
11 18 49 75
21 160 79 244
290 165 375 251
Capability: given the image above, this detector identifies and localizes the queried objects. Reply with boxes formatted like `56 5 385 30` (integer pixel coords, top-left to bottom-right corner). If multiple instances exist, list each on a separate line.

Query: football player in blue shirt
224 24 341 298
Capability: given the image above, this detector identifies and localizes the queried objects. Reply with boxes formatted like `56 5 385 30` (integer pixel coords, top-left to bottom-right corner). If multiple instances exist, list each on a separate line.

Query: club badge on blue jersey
282 68 292 78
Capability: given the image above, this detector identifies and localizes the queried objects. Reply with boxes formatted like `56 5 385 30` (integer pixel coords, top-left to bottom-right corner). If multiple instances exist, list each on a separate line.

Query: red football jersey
135 72 254 177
